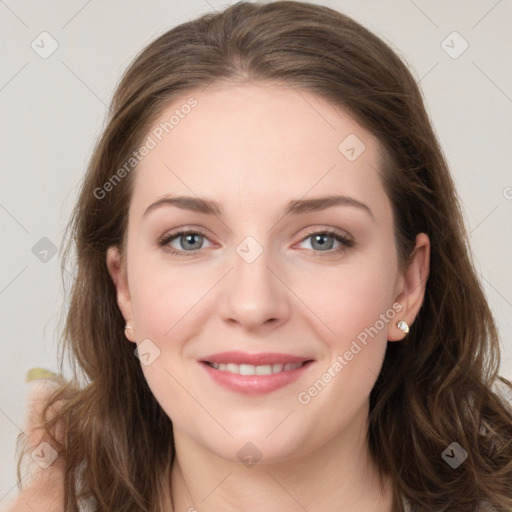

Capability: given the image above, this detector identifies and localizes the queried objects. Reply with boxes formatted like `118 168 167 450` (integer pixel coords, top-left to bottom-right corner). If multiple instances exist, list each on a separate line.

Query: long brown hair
15 2 512 510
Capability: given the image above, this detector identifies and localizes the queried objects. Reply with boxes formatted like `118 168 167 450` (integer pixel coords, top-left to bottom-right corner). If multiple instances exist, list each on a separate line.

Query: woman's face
107 82 429 463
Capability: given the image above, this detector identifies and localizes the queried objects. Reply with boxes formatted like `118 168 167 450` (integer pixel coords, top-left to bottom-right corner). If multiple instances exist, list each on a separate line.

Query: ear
106 245 136 343
387 233 430 341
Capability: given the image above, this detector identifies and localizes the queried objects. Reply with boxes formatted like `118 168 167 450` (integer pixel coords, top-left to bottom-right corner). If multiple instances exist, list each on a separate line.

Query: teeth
209 362 303 375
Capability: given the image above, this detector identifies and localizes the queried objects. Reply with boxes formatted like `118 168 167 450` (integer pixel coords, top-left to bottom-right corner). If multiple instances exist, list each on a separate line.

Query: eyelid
158 225 354 256
292 226 354 256
158 227 215 255
296 225 353 244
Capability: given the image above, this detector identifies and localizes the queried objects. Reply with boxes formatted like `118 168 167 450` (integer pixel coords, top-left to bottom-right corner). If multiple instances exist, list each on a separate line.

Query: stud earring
397 320 409 334
125 324 133 331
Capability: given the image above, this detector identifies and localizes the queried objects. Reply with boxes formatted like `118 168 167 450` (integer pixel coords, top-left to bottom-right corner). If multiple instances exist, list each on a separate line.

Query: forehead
129 82 390 221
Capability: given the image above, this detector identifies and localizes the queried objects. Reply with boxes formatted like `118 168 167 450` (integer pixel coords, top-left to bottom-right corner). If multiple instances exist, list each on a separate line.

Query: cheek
294 263 397 417
302 258 397 346
129 254 206 339
128 256 205 420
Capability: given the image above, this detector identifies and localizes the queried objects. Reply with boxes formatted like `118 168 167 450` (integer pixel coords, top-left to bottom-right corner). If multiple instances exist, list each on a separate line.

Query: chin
195 414 312 464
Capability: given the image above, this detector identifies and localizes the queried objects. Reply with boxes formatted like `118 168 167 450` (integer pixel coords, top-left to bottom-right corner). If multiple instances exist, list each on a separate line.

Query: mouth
198 351 315 395
202 360 312 375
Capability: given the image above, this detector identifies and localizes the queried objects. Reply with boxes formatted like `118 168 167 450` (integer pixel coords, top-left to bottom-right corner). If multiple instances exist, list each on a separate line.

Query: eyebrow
143 194 374 220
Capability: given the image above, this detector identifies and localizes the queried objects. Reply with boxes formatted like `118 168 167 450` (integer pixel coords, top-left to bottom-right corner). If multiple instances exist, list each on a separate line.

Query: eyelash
158 227 354 258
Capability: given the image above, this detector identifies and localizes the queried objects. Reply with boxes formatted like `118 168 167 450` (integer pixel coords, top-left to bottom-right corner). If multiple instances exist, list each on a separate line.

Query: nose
218 237 291 333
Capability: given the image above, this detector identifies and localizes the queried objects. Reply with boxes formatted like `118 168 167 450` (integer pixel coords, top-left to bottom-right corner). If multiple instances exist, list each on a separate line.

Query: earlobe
106 246 135 341
388 233 430 342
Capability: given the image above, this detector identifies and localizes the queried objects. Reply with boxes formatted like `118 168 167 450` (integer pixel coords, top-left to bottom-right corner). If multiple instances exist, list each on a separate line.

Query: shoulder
5 462 66 512
6 375 67 512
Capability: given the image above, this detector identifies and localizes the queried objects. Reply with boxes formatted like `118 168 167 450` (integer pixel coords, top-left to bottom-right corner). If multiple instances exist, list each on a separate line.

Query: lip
198 351 315 395
200 351 312 365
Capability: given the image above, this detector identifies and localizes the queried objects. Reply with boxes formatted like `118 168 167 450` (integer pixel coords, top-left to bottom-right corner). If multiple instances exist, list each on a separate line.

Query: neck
169 403 395 512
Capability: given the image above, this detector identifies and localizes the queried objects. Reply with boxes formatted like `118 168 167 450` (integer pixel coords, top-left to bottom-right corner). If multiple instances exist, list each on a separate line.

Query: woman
9 2 512 511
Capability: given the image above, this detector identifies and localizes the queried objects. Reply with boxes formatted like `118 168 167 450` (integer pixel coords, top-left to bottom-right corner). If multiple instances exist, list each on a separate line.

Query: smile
205 361 305 375
198 352 315 395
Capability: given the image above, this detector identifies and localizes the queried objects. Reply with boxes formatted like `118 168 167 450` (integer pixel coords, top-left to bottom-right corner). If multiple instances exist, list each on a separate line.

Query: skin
106 82 430 512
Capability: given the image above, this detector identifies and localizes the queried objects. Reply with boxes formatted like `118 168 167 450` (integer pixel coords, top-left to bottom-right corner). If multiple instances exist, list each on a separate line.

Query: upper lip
200 351 313 366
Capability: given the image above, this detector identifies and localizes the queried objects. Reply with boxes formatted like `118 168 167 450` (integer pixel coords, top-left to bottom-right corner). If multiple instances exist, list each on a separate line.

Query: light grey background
1 0 511 507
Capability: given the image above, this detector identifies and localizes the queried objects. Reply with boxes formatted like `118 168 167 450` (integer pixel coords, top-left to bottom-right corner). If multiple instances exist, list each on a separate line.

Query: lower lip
199 361 314 395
